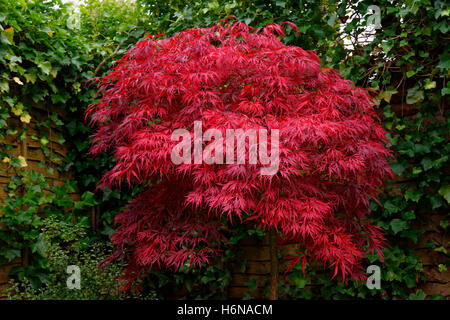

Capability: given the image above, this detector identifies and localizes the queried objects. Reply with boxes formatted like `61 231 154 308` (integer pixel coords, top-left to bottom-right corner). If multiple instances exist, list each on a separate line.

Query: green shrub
2 216 156 300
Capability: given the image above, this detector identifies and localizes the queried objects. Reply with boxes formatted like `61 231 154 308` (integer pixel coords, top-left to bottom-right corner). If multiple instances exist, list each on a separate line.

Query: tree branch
94 43 121 75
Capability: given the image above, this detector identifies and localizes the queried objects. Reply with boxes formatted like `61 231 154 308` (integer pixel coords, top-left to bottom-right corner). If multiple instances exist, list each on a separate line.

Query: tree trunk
269 229 279 300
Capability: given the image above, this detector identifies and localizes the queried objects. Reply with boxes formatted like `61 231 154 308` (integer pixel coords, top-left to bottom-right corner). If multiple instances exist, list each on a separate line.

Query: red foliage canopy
86 21 393 289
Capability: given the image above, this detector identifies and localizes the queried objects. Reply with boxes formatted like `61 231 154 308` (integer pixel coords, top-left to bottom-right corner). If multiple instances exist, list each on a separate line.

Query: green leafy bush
3 216 156 300
0 0 148 289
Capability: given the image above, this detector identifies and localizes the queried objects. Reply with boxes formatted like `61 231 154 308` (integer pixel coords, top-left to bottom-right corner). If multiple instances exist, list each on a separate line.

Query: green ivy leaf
327 13 337 26
406 70 416 78
24 73 37 84
244 277 258 290
30 234 47 256
408 290 426 300
1 26 14 45
288 272 308 289
402 211 415 220
390 219 409 234
438 185 450 204
414 144 430 155
429 194 445 209
3 248 21 261
405 190 423 202
38 61 52 76
390 160 409 175
379 88 398 103
81 191 96 207
406 86 424 104
420 158 433 171
424 80 436 90
436 53 449 70
0 80 9 92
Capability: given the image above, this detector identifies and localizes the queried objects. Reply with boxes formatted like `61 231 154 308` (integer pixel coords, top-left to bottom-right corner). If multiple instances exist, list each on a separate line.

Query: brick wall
228 214 450 299
228 236 296 299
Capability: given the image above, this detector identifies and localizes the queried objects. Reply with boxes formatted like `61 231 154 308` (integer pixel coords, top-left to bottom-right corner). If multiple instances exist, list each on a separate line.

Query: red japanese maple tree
86 21 393 292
